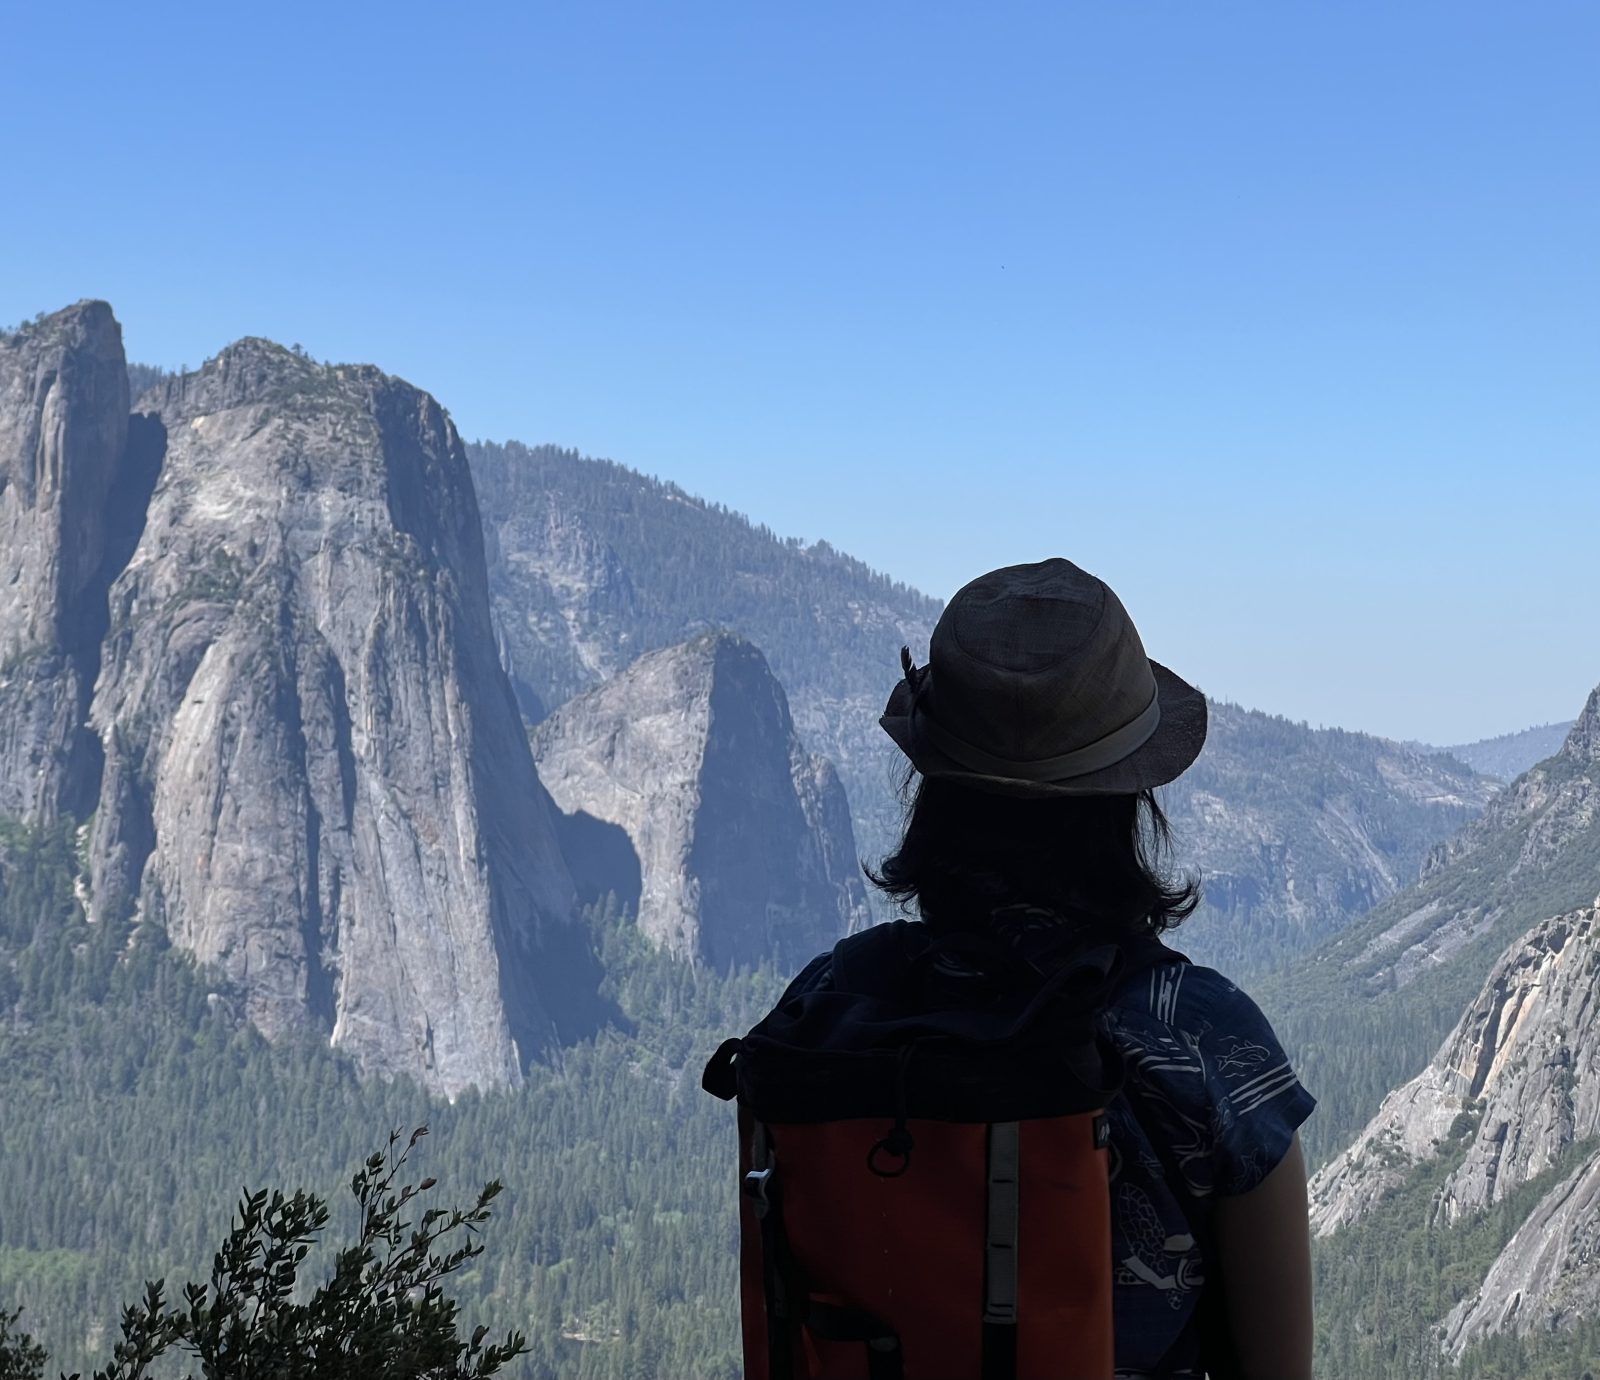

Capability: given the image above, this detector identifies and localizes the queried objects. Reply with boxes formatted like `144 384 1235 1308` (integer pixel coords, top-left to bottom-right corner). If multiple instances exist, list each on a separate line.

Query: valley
2 300 1596 1378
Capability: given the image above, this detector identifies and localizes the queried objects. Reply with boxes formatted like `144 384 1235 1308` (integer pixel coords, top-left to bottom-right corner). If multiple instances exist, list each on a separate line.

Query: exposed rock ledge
1438 1143 1600 1357
86 335 597 1096
1310 901 1600 1236
531 631 870 970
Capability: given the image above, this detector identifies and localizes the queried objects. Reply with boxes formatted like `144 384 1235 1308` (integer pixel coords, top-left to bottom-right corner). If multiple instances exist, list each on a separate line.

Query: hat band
911 679 1162 783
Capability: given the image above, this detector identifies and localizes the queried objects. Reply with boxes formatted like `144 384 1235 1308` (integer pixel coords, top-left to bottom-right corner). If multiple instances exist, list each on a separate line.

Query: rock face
471 442 1496 971
1159 701 1493 971
1422 687 1599 892
86 338 597 1095
1309 902 1600 1236
1439 1144 1600 1357
469 440 941 877
0 303 140 822
530 631 870 969
1332 688 1600 996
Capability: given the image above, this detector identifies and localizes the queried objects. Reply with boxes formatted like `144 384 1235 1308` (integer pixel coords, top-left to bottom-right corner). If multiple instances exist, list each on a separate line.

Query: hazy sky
6 2 1596 745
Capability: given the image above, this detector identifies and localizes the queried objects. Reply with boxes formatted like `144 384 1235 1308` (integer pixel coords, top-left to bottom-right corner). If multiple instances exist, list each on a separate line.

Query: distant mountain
468 439 940 874
532 631 868 969
1425 721 1577 783
1161 702 1493 974
470 441 1495 977
1265 684 1600 1169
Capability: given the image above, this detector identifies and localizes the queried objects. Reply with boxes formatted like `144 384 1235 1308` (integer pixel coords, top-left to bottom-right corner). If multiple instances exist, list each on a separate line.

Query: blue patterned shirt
1103 954 1316 1378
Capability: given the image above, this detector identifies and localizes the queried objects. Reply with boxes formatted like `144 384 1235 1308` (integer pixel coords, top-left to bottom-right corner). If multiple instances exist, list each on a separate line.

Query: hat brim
879 659 1207 798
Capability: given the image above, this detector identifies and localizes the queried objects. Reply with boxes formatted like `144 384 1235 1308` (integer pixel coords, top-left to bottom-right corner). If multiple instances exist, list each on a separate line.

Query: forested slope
1267 688 1600 1170
468 439 939 873
8 815 1596 1380
470 439 1494 975
0 818 773 1380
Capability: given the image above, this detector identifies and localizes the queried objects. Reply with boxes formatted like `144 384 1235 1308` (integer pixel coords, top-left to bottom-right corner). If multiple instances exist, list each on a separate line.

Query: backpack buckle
743 1166 775 1218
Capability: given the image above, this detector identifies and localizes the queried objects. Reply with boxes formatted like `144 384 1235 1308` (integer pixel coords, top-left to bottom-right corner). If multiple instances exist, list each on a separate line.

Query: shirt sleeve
1194 976 1317 1197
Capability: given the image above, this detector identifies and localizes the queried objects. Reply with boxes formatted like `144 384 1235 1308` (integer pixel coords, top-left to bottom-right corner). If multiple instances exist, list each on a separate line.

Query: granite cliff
1161 701 1492 972
1439 1142 1600 1357
1310 903 1600 1236
1307 901 1600 1359
79 330 599 1095
0 303 152 823
530 631 869 969
469 439 938 876
1328 685 1600 997
470 441 1496 975
1255 686 1600 1176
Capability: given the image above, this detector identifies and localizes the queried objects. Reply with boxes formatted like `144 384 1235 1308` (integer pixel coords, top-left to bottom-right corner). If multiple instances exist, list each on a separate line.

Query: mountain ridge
1428 720 1579 783
8 307 608 1095
1264 683 1600 1170
469 439 1498 979
530 630 869 969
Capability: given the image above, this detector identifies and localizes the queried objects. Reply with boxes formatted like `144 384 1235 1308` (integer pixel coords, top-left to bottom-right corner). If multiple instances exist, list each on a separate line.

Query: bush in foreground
2 1127 526 1380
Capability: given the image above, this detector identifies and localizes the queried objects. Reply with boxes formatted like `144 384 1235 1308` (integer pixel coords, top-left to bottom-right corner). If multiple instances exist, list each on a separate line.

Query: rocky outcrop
1309 903 1600 1236
86 338 597 1096
1324 688 1600 997
530 631 870 969
469 440 941 878
471 443 1497 965
0 303 143 822
1161 702 1493 969
1420 688 1599 889
1439 1144 1600 1357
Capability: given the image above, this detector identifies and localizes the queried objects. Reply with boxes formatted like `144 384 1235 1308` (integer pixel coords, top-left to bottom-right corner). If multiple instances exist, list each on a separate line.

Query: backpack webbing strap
745 1122 795 1380
804 1303 904 1380
982 1121 1020 1380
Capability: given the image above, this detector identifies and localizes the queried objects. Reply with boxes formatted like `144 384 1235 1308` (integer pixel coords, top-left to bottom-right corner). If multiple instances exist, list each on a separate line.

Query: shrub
6 1127 526 1380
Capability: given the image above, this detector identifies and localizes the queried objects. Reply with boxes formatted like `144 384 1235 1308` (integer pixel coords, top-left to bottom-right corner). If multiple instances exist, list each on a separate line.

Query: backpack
702 918 1182 1380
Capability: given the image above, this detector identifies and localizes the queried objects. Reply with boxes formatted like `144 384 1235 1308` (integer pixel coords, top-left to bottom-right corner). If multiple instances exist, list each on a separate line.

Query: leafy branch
40 1127 526 1380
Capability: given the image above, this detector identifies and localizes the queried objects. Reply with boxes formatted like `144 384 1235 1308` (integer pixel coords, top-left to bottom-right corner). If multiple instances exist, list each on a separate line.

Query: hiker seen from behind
704 558 1315 1380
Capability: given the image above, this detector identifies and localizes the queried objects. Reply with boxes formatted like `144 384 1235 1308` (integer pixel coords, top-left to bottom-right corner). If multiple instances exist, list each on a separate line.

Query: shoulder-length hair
867 774 1200 941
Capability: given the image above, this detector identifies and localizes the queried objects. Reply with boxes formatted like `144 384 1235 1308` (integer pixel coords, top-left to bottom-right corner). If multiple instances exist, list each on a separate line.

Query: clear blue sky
6 1 1596 745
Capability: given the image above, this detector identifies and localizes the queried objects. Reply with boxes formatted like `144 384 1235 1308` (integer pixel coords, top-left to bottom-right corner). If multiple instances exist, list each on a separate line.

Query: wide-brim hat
880 558 1207 797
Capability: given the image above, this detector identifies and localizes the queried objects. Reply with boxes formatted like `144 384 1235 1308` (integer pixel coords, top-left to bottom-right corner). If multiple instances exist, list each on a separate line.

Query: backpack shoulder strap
827 919 925 998
831 921 1189 998
1118 930 1191 981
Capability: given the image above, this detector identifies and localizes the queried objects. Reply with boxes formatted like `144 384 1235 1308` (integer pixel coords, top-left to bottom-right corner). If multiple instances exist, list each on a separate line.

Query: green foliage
0 826 771 1379
1311 1135 1600 1380
7 814 1599 1378
52 1128 525 1380
0 1307 47 1380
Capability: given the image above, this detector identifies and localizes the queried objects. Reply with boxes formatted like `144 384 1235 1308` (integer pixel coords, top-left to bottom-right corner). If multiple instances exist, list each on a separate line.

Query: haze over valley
1 301 1597 1378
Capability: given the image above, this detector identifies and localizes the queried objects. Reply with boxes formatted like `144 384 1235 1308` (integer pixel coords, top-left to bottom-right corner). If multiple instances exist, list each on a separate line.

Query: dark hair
867 773 1200 942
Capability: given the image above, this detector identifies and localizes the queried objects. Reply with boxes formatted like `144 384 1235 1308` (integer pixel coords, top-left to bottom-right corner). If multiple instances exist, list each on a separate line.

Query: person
792 558 1315 1380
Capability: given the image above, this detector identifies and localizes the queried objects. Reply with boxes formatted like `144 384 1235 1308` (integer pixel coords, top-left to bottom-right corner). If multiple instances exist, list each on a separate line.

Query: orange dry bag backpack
702 919 1135 1380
